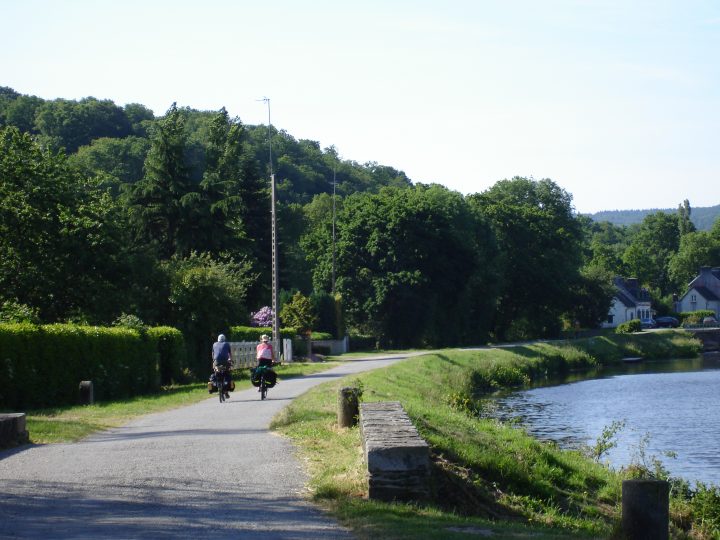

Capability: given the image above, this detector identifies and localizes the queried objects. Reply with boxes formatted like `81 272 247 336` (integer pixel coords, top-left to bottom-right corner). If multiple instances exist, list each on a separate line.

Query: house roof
691 286 720 302
615 289 636 308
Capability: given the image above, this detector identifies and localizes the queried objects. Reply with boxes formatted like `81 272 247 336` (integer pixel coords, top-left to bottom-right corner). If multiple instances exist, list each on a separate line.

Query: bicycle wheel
218 372 225 403
260 375 267 400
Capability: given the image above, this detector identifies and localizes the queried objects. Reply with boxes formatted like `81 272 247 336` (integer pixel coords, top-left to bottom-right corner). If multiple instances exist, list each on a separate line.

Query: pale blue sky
2 0 719 213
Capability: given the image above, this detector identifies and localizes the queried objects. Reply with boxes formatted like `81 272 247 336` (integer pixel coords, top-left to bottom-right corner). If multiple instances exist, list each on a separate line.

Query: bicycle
251 362 279 400
213 363 233 403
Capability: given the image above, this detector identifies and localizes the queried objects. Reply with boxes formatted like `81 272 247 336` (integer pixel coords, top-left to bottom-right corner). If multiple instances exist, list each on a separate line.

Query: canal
491 355 720 487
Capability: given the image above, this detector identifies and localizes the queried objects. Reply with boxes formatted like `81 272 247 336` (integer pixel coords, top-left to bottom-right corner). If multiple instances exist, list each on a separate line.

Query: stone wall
359 401 430 501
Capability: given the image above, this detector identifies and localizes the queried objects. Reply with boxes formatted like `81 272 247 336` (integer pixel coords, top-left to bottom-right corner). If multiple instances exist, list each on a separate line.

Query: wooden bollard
79 380 94 405
622 479 669 540
337 387 360 428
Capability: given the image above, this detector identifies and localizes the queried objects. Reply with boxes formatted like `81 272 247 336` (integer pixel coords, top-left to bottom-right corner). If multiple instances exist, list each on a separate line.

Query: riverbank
272 331 719 539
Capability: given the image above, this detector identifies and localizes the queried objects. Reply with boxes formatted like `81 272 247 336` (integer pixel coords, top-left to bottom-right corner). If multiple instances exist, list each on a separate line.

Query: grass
272 332 712 539
20 360 341 444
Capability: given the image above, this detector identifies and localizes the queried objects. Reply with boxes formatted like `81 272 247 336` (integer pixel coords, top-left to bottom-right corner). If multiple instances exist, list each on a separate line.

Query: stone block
0 413 29 447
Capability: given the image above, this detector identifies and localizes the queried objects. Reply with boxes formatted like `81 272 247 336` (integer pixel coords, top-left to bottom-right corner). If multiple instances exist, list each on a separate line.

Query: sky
2 0 719 214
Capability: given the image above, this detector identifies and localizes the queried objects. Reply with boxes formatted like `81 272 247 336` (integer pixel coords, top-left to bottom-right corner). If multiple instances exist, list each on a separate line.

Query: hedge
679 310 716 324
0 323 164 410
147 327 186 385
229 326 297 342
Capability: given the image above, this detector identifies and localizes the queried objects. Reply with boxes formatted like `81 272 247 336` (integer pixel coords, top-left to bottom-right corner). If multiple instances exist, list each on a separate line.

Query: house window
691 294 697 302
607 314 614 324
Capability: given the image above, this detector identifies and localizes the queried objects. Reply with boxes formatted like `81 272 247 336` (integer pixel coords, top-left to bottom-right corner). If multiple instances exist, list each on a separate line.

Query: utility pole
331 167 337 294
259 97 280 344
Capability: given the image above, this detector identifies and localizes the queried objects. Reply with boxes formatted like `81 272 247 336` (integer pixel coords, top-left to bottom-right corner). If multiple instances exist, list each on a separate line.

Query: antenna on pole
258 97 280 345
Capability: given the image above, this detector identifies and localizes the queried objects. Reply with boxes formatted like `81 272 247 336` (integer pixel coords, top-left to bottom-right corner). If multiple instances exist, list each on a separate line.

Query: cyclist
256 334 275 367
212 334 233 398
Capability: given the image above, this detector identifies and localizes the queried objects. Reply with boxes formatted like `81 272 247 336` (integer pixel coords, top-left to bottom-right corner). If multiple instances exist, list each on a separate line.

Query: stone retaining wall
359 401 430 501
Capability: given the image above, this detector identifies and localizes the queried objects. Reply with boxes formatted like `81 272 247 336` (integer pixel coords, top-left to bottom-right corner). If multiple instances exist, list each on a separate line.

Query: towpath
0 354 421 539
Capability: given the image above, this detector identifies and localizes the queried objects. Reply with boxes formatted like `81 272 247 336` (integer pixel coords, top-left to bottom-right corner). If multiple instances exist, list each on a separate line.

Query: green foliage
146 326 186 385
0 300 40 324
348 334 378 351
334 184 498 347
615 319 642 334
228 325 297 341
163 252 255 375
280 291 319 334
472 177 584 341
622 212 680 296
0 323 159 409
679 310 717 325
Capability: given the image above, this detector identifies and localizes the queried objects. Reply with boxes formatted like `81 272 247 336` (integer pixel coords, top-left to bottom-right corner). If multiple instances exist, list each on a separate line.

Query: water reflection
491 356 720 486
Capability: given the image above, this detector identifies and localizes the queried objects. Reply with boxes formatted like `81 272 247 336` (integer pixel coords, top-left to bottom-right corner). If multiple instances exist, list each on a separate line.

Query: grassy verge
273 331 718 539
19 360 341 444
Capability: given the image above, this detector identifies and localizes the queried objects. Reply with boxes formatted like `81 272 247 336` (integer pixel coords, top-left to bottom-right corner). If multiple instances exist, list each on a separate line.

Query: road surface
0 354 418 539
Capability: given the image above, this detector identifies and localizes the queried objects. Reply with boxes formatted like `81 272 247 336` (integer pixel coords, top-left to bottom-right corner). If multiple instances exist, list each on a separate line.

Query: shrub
229 326 297 342
0 323 159 409
679 310 716 326
616 320 642 334
349 334 378 351
147 326 186 385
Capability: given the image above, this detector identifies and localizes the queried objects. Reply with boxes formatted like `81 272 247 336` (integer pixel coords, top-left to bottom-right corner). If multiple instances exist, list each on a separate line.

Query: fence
229 339 293 368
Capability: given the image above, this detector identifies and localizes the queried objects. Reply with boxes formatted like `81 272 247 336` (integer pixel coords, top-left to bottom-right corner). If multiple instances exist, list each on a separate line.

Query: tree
280 291 318 357
622 211 680 296
0 126 136 322
668 231 720 291
331 184 498 347
678 199 696 237
34 97 132 153
125 103 195 259
69 136 150 190
471 177 584 340
164 252 255 374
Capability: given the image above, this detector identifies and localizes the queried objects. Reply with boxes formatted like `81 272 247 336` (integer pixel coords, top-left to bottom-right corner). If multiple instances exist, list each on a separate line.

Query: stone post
337 386 360 428
622 479 669 540
79 380 94 405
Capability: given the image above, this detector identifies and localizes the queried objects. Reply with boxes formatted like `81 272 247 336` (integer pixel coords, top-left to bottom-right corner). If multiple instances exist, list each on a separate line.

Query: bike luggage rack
359 401 430 502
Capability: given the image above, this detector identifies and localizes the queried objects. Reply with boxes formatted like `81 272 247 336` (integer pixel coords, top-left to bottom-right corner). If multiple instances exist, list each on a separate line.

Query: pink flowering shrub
250 306 274 327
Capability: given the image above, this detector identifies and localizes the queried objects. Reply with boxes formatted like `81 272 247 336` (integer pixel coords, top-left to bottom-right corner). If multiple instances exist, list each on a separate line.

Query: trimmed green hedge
0 323 165 410
147 327 186 385
679 310 716 324
229 326 297 342
349 334 379 351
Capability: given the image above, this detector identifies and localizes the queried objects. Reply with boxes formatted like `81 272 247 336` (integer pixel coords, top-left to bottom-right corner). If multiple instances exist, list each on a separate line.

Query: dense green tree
125 103 195 258
0 94 44 134
622 211 680 296
0 126 135 322
668 230 720 291
69 136 150 190
34 97 132 153
333 184 498 347
678 199 696 237
164 252 255 374
123 103 155 137
471 177 584 340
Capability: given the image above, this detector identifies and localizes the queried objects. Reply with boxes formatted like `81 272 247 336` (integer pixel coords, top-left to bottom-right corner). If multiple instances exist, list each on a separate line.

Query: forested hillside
587 204 720 230
2 86 720 374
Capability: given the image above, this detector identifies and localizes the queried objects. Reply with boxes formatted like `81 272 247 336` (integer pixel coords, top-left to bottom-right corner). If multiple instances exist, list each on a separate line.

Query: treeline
587 204 720 231
1 87 719 372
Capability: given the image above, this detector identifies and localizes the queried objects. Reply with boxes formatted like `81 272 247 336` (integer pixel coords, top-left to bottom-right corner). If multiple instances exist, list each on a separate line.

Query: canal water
491 356 720 487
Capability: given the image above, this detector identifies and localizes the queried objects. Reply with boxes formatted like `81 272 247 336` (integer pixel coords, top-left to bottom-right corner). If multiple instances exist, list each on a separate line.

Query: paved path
0 354 419 539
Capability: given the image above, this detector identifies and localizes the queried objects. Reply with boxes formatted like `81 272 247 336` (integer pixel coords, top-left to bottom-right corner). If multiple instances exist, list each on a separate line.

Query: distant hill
586 204 720 231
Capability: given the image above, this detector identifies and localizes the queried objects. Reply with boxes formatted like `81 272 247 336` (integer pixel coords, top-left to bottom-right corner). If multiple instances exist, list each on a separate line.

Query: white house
602 277 653 328
676 266 720 317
